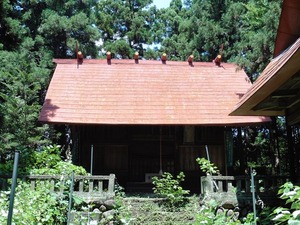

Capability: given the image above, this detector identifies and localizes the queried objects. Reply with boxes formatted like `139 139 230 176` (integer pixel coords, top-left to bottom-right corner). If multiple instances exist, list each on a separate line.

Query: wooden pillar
270 117 280 175
286 120 296 181
237 127 246 174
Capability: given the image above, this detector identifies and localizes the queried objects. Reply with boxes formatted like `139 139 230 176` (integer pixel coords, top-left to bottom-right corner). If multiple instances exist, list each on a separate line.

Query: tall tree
0 0 23 50
95 0 155 58
0 0 101 159
229 0 282 81
8 0 100 58
0 51 52 158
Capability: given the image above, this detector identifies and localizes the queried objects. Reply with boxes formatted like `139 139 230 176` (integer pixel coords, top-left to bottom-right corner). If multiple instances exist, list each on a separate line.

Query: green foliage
95 0 155 57
196 157 220 175
272 182 300 224
0 144 87 176
30 144 87 176
0 50 55 159
152 172 190 210
0 144 88 224
194 199 243 225
256 206 276 225
231 0 282 80
33 144 62 169
0 182 68 224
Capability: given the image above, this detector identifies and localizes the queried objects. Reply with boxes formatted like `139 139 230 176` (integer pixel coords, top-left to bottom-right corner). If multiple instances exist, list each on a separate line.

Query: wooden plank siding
73 125 227 193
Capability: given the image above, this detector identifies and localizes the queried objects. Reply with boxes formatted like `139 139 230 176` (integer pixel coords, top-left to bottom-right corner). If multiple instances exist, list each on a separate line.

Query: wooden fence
200 175 289 206
0 174 116 200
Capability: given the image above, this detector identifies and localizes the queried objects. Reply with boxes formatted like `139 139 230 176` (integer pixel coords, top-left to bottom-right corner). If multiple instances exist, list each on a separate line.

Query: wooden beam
286 101 300 125
287 89 300 108
271 90 297 98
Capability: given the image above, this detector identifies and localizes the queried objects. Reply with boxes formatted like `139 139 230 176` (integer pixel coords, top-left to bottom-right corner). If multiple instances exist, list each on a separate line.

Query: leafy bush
0 144 88 224
152 172 190 210
272 182 300 224
0 182 68 224
196 157 219 175
30 160 87 176
30 144 87 176
194 199 240 225
33 144 62 169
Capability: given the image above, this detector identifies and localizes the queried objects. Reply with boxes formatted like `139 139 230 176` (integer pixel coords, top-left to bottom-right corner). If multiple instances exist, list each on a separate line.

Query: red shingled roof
274 0 300 57
39 59 270 125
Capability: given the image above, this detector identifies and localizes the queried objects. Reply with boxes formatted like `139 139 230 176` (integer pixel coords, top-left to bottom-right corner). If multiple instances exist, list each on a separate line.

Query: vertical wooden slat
108 174 115 194
228 181 234 192
89 180 93 192
98 181 103 194
2 175 116 199
30 180 36 191
59 179 64 193
50 179 55 192
79 180 83 192
218 180 223 192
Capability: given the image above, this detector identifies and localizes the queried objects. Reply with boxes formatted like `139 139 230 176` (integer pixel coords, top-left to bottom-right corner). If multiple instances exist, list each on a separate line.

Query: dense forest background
1 0 298 176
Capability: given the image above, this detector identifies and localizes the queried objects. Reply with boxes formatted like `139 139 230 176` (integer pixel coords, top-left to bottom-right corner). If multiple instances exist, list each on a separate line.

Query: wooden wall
72 125 227 193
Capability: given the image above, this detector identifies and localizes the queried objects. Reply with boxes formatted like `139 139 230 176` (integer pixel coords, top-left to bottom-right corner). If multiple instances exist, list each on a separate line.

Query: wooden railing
200 175 289 206
0 174 116 200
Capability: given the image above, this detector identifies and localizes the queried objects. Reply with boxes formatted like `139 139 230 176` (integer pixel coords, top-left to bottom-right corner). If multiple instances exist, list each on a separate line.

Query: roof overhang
230 38 300 125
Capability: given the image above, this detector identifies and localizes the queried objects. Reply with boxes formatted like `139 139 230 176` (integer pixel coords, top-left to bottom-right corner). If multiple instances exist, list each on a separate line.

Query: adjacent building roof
39 59 270 125
274 0 300 57
231 0 300 125
230 38 300 119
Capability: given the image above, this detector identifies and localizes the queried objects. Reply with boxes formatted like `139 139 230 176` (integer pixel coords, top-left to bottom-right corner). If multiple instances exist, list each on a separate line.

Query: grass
116 195 202 225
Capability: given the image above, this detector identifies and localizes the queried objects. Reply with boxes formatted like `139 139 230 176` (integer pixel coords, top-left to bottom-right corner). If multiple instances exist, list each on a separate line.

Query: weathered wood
30 180 36 191
200 175 290 207
50 180 55 192
98 181 103 194
79 180 84 192
0 174 116 201
108 174 115 195
89 180 93 192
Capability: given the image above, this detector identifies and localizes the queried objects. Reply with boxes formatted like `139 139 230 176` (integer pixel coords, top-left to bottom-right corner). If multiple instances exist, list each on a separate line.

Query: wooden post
201 176 213 194
98 181 103 194
286 123 296 181
237 127 246 174
108 174 115 195
89 180 93 193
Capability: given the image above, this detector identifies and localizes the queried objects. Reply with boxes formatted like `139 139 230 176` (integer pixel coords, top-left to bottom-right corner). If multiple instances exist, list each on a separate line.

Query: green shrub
0 182 68 224
30 160 87 176
196 157 219 175
30 144 87 176
0 144 89 224
33 144 62 169
272 182 300 224
152 172 190 210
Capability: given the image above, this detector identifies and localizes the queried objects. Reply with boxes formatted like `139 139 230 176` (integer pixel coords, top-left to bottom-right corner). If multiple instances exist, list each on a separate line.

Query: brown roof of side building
274 0 300 57
230 37 300 117
39 59 270 125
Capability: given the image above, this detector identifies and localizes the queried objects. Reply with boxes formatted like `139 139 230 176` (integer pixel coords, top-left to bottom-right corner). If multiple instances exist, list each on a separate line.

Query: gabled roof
39 59 270 125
